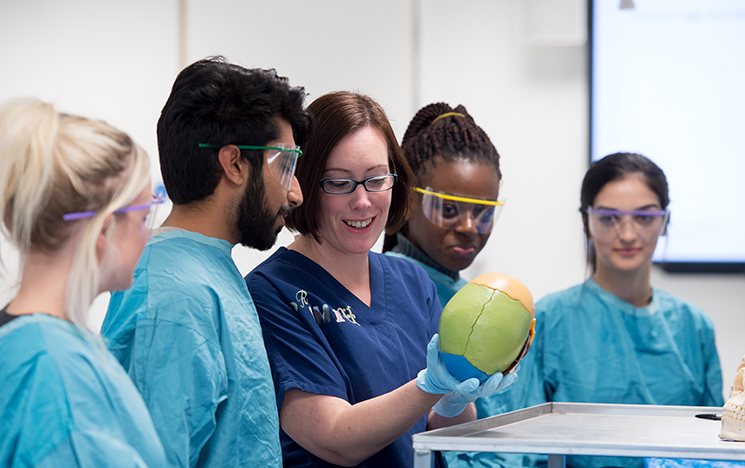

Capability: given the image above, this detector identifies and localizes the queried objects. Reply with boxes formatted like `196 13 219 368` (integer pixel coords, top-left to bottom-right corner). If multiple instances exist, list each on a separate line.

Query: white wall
0 0 179 327
418 0 745 399
180 0 417 288
1 0 743 399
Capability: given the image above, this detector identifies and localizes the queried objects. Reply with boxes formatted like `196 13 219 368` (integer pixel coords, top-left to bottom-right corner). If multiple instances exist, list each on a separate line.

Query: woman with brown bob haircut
246 92 513 467
287 91 415 240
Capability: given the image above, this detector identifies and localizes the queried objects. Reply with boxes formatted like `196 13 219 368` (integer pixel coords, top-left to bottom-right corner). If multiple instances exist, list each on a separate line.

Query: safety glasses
199 143 302 191
585 207 669 242
413 187 504 234
63 194 165 231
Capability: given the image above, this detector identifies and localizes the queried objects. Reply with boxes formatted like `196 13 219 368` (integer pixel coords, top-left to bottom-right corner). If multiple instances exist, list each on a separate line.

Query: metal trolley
413 403 745 468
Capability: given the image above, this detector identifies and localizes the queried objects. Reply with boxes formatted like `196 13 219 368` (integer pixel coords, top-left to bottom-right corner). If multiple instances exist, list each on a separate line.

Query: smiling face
316 126 392 257
407 157 500 271
589 174 664 276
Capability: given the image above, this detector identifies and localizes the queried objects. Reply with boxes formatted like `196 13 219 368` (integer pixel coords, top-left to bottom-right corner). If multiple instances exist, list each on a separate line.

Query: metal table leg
547 454 566 468
414 449 433 468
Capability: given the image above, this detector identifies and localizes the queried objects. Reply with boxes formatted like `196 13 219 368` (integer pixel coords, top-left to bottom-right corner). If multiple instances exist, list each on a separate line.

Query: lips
615 247 642 256
344 217 373 229
276 206 292 226
451 244 476 257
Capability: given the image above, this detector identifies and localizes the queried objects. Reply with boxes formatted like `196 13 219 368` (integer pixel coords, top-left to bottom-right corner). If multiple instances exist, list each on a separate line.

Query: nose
617 217 638 242
454 211 478 236
349 184 372 210
288 175 303 208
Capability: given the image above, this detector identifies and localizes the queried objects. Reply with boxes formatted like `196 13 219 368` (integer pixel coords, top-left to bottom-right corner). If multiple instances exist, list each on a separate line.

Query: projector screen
590 0 745 272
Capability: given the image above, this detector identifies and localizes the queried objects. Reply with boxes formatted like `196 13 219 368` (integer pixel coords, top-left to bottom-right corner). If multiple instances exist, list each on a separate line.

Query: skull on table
720 354 745 441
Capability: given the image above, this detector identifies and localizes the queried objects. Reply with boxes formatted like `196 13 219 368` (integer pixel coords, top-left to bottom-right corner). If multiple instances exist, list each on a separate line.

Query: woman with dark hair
465 153 723 468
245 92 515 468
382 102 503 307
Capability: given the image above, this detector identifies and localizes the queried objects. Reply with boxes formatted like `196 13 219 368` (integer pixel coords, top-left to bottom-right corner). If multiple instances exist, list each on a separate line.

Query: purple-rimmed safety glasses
63 194 165 231
585 207 670 242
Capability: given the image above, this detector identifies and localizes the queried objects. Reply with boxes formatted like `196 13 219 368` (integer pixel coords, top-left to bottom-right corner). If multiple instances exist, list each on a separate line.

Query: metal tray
413 402 745 468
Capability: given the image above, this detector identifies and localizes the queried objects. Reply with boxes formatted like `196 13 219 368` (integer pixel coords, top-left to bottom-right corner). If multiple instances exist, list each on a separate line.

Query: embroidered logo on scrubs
290 290 360 327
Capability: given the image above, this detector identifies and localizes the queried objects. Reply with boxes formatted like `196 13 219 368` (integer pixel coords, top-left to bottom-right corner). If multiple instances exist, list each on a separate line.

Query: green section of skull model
439 283 532 375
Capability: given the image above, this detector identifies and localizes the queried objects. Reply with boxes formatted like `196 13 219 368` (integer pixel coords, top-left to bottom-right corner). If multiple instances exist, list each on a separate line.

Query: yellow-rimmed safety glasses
413 187 504 234
199 143 302 191
63 194 166 231
585 207 670 242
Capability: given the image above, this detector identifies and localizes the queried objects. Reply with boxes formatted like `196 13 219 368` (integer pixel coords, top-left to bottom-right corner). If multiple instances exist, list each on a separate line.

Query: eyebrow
323 164 390 175
595 203 661 211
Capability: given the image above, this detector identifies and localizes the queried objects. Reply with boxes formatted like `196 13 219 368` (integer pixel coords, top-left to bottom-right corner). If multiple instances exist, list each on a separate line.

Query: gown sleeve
112 289 229 468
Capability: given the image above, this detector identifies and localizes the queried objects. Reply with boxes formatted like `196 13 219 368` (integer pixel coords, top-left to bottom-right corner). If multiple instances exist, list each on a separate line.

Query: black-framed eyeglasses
318 174 398 194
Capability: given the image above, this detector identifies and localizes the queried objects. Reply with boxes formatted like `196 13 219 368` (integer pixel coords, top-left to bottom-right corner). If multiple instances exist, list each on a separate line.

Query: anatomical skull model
720 354 745 441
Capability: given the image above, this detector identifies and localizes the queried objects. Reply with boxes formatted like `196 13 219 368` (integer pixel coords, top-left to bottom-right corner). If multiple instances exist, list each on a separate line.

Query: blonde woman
0 98 167 467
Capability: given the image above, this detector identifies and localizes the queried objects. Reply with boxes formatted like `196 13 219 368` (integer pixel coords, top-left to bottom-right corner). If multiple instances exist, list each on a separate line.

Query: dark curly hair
157 56 312 205
382 102 501 251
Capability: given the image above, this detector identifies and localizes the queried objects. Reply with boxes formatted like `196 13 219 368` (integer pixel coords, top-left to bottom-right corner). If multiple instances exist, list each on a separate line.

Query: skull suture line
720 354 745 441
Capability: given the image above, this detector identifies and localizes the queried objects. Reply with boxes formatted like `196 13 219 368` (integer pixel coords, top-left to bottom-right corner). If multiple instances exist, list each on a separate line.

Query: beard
236 175 283 251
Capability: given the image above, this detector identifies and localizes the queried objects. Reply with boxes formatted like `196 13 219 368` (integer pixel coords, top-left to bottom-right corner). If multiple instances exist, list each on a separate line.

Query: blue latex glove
433 369 518 417
417 334 520 417
416 334 463 395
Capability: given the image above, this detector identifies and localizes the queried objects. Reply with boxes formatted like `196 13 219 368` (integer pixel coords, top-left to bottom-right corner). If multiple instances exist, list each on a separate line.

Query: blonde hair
0 98 150 330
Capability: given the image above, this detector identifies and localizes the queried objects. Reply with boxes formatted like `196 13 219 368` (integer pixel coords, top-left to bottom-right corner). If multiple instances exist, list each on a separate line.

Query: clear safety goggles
199 143 302 191
63 194 165 232
413 187 504 234
585 207 670 242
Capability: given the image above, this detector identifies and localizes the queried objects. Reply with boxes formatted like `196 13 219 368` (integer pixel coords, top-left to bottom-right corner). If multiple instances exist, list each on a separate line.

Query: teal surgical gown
452 278 723 468
0 314 167 468
101 230 281 468
385 250 467 308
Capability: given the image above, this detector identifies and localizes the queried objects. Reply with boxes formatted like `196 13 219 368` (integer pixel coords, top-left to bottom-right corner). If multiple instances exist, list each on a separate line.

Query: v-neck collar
279 247 382 312
586 277 659 317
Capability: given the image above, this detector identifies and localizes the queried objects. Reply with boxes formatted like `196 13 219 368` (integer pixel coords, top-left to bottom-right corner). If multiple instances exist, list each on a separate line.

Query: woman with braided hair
383 102 503 307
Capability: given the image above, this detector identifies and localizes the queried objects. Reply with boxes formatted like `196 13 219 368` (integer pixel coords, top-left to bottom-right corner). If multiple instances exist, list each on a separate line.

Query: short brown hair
287 91 416 242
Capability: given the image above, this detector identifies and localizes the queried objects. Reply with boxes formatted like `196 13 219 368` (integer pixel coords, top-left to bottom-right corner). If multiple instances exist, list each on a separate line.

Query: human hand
433 370 518 417
416 334 462 395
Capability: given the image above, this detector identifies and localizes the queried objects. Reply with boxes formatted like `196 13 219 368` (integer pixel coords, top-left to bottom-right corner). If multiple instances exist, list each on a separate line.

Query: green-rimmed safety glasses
63 194 165 231
319 174 398 194
198 143 302 191
585 207 670 242
413 186 504 234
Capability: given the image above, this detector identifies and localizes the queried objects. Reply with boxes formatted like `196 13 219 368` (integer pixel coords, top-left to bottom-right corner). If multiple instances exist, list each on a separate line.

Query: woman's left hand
432 371 518 417
417 334 519 417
